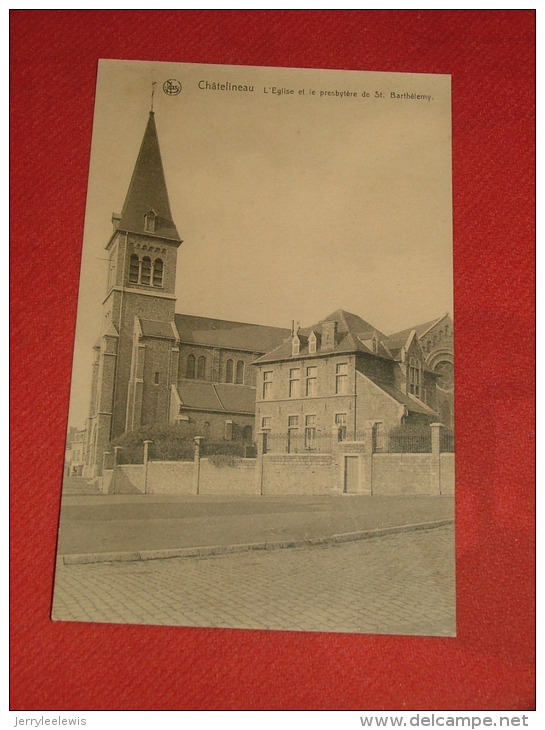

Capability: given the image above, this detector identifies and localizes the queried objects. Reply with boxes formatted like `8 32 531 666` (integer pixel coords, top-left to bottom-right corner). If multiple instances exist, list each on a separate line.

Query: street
52 524 455 636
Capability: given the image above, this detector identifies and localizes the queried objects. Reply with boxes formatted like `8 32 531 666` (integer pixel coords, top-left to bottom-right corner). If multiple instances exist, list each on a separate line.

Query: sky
68 59 453 429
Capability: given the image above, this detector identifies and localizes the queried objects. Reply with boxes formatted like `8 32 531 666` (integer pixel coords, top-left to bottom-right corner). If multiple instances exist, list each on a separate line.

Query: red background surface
10 11 535 710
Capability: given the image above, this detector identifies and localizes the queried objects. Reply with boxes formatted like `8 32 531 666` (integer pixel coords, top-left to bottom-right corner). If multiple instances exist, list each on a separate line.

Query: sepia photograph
52 59 455 636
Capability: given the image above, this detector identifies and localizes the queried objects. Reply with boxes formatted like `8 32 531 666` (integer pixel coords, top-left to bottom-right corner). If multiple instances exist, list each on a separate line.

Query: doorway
344 455 359 493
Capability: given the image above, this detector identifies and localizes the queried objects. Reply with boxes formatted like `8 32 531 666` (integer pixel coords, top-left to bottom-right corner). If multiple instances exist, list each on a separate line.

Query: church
82 111 453 478
83 111 290 476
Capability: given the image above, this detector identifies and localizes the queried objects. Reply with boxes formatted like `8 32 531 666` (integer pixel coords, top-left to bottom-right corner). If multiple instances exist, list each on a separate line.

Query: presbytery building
254 309 453 453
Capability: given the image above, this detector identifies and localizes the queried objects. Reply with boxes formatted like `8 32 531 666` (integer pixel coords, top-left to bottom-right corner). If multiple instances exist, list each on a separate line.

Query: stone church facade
83 112 289 476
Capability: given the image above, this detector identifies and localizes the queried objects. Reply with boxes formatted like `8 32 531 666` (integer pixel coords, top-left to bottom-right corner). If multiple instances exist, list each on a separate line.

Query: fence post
143 440 153 494
430 422 443 494
193 436 203 495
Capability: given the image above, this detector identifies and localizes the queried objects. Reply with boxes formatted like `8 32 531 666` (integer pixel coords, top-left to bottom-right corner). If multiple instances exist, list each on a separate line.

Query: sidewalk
56 493 454 564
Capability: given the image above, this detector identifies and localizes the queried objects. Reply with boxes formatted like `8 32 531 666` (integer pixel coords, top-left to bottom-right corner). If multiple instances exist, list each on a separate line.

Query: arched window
444 324 449 336
186 355 195 379
129 254 139 283
152 258 163 287
141 256 151 285
426 340 431 352
226 359 234 383
197 356 206 379
236 360 244 384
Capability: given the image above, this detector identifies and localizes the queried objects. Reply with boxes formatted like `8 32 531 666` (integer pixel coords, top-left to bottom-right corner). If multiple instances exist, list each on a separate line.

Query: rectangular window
306 366 317 397
305 415 316 449
409 360 421 398
263 371 273 399
335 413 347 441
154 371 160 385
289 368 300 398
336 363 348 394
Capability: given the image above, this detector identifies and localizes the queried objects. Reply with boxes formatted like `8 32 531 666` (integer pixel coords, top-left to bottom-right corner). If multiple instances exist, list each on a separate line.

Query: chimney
321 320 338 351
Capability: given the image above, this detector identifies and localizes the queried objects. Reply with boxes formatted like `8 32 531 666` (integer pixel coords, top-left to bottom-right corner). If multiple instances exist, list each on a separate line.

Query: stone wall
371 453 439 496
199 458 258 495
147 461 194 495
440 453 455 495
261 453 337 495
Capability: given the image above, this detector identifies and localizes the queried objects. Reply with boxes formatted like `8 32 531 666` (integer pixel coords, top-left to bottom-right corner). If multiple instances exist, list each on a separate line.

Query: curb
59 519 454 566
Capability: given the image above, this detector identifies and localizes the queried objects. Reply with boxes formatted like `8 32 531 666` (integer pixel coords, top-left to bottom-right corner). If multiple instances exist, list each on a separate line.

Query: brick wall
355 372 404 433
261 453 337 495
371 453 439 495
199 458 258 495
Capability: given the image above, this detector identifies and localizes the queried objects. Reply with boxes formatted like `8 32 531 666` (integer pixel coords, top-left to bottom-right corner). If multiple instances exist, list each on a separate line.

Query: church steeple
118 112 181 242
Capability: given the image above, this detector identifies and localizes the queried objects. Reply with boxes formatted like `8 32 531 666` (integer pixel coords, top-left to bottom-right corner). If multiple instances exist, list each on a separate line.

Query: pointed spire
118 112 181 241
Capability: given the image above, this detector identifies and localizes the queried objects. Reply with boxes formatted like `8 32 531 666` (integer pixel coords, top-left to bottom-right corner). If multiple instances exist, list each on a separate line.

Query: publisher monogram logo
163 79 182 96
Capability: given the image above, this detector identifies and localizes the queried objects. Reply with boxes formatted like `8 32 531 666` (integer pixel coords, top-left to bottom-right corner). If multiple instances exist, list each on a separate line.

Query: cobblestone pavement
52 525 455 636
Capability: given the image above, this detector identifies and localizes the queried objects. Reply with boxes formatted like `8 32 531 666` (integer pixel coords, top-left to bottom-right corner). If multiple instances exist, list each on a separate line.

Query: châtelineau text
196 80 434 101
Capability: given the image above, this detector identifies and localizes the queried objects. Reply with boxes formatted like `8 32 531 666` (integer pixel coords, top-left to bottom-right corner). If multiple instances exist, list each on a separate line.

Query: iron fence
263 431 334 455
386 426 432 453
201 441 256 459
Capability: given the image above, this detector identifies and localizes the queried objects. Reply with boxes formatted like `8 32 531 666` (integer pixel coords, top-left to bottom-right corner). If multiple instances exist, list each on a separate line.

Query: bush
110 422 197 463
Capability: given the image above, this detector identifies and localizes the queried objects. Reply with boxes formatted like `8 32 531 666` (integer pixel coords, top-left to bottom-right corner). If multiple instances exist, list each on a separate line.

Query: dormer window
309 331 317 354
372 334 378 353
292 335 301 357
144 210 157 233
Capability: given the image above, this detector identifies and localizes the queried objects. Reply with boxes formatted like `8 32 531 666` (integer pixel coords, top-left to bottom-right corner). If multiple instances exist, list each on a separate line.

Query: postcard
53 59 455 635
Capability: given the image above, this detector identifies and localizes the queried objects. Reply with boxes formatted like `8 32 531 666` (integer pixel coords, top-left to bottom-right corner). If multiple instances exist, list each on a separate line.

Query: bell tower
84 112 182 476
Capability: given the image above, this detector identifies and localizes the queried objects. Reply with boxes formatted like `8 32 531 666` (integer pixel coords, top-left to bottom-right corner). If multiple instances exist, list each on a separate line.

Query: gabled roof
139 318 177 339
299 309 387 340
174 313 290 353
117 113 181 242
255 309 391 364
387 314 450 344
178 381 256 414
358 372 438 417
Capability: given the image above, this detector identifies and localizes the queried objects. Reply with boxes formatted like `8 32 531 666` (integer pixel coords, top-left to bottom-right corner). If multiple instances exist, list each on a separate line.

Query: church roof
174 313 290 354
178 381 256 414
118 112 181 242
